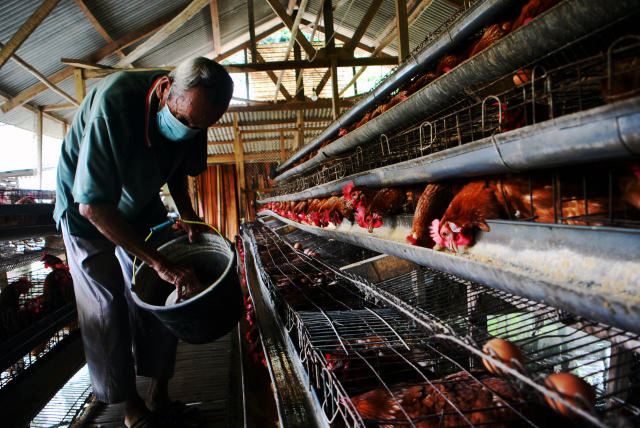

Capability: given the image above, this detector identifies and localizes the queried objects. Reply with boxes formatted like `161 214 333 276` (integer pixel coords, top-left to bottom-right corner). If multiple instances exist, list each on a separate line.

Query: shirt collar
144 77 163 148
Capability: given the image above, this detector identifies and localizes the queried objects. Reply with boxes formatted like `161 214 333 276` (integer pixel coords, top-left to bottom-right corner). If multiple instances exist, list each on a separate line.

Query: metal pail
131 233 242 344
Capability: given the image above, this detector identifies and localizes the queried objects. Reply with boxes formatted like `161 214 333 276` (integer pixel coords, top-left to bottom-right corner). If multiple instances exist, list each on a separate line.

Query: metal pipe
276 0 519 175
276 0 640 182
261 96 640 202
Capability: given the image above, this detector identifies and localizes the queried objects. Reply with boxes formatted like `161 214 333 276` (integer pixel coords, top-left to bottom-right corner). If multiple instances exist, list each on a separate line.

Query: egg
481 338 524 376
293 242 302 250
543 373 596 418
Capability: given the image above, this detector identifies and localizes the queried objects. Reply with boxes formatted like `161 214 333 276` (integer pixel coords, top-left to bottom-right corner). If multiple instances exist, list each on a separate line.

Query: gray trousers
61 216 177 403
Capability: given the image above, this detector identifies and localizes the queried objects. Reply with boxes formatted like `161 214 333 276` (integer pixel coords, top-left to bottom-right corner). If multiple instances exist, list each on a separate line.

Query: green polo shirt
54 70 207 239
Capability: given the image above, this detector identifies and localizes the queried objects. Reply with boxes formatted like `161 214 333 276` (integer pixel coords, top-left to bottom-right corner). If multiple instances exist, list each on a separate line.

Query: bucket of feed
131 232 243 344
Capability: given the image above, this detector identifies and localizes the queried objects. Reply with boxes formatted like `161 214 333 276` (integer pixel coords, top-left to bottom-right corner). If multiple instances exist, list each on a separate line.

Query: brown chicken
407 184 453 247
405 73 436 97
0 277 31 311
42 252 65 270
355 188 407 232
349 370 523 428
511 0 562 32
468 21 513 58
432 175 627 252
42 268 74 311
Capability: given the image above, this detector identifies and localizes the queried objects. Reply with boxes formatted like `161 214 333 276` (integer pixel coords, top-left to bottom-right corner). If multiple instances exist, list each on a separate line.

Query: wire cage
0 260 77 389
0 188 56 205
245 221 640 427
272 18 640 205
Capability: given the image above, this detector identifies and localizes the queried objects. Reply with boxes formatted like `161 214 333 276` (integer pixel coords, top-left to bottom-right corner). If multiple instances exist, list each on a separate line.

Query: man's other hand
173 219 210 243
154 258 203 301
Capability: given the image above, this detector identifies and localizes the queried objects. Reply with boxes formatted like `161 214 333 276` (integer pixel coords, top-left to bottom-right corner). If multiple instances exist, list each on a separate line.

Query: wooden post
295 110 303 151
247 0 257 60
280 131 286 163
216 164 222 229
232 113 245 221
74 68 85 103
37 108 43 190
395 0 409 63
244 48 250 98
330 56 339 120
62 122 68 138
322 0 335 54
293 42 304 101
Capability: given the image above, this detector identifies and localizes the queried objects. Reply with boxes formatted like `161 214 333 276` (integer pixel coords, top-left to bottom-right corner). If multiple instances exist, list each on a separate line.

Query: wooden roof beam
1 6 183 113
395 0 410 63
208 151 292 164
81 56 397 78
210 1 221 57
0 0 61 72
340 0 432 96
209 117 330 128
224 98 353 113
0 42 79 107
73 0 125 60
264 0 316 58
273 0 309 101
116 0 210 67
342 0 383 53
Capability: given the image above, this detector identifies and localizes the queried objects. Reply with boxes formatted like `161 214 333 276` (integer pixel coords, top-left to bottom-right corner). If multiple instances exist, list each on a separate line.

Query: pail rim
131 232 234 311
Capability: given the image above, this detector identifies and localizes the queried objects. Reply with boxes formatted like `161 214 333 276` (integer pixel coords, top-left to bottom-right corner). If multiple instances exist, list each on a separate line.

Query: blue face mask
157 101 200 142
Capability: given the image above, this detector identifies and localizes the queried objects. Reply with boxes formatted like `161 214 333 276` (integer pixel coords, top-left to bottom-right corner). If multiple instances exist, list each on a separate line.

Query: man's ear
155 76 172 109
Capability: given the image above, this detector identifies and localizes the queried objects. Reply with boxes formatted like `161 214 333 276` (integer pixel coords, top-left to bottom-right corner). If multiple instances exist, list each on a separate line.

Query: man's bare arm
79 203 201 298
167 174 198 220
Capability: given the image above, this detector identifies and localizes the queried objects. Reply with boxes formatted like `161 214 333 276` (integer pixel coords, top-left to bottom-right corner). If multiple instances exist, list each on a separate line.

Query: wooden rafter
1 6 183 113
0 0 61 71
343 0 383 53
210 1 221 57
209 136 293 145
209 117 329 128
0 88 68 125
42 103 76 111
81 56 397 78
207 151 292 164
315 0 383 95
225 98 353 113
73 0 125 60
0 42 79 107
115 0 210 67
273 0 308 101
247 0 258 59
395 0 410 62
213 22 284 62
340 0 432 96
264 0 316 58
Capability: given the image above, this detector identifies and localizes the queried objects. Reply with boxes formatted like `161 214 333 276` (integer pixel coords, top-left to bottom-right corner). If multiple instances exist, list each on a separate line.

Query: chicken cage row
0 188 56 205
270 24 640 200
244 220 640 427
0 260 77 389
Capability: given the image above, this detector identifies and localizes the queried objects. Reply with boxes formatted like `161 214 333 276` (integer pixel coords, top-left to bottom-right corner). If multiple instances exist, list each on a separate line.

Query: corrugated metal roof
0 0 460 146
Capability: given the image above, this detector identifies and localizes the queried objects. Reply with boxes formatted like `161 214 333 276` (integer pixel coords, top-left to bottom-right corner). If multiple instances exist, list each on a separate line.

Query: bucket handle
131 218 223 286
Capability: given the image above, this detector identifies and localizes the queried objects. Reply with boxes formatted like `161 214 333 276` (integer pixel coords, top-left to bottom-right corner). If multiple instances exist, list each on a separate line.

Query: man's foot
151 400 206 428
124 394 153 428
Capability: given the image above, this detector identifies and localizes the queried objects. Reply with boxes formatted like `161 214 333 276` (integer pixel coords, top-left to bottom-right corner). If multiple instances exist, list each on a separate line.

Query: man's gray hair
169 56 233 108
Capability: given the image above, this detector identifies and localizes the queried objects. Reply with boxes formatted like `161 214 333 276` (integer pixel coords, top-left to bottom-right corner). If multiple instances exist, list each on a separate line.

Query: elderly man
54 57 233 427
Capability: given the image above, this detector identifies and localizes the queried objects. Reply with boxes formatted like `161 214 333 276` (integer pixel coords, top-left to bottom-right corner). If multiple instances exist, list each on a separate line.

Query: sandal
121 411 167 428
153 400 206 428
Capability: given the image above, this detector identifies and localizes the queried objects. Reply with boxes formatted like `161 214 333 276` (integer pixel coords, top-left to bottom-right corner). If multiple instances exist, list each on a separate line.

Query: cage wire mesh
244 221 640 427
